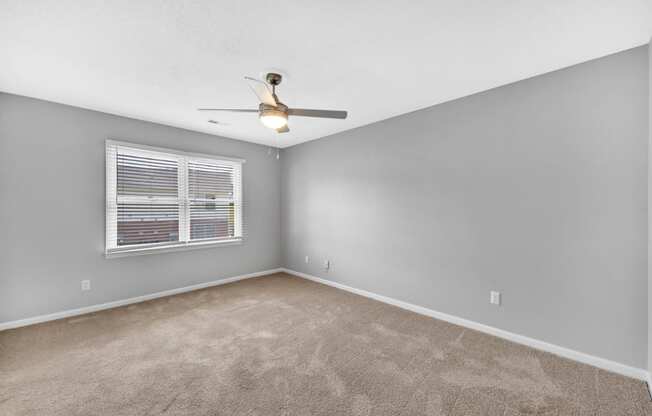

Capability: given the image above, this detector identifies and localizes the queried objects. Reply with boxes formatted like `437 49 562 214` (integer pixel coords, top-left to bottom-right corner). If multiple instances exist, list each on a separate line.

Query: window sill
105 238 243 259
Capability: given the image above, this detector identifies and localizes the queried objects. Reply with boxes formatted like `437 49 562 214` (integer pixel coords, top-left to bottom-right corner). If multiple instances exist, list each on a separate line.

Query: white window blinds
106 140 243 257
188 159 242 240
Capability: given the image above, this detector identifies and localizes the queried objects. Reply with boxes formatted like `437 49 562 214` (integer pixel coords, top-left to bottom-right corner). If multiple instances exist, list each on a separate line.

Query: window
106 140 243 257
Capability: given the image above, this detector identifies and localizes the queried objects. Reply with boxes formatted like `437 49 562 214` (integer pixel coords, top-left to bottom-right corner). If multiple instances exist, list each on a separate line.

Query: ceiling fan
198 73 348 133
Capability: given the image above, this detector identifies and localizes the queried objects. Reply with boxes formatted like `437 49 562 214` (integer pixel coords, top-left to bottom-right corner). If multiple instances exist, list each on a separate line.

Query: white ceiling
1 1 650 148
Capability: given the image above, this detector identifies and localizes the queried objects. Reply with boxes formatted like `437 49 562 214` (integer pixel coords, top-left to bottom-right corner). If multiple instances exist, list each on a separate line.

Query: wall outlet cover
490 291 501 305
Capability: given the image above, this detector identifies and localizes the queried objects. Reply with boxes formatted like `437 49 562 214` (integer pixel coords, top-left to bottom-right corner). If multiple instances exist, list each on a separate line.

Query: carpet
0 272 650 415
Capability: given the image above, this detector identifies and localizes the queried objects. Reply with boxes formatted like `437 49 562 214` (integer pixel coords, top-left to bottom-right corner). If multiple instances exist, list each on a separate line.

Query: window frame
105 139 245 258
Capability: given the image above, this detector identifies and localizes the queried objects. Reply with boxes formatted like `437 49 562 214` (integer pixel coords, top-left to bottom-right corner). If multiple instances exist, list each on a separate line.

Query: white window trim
105 139 245 258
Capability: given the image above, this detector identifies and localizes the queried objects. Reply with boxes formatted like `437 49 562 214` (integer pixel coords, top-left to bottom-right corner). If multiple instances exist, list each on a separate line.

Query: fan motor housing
265 72 283 86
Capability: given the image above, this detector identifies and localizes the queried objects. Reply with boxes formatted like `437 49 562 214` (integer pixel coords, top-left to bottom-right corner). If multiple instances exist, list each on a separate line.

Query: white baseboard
3 266 648 383
281 268 649 382
0 268 283 331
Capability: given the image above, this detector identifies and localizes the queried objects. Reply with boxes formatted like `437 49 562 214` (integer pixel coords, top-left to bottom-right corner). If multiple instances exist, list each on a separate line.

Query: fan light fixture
259 108 288 129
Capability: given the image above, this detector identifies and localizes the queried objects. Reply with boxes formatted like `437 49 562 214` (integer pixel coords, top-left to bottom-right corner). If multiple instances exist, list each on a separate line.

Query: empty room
1 1 652 415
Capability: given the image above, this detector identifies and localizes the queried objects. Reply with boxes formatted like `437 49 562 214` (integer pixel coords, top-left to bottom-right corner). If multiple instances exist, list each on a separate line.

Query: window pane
117 203 179 246
189 202 235 240
117 153 178 197
114 149 180 247
188 161 234 200
188 160 237 240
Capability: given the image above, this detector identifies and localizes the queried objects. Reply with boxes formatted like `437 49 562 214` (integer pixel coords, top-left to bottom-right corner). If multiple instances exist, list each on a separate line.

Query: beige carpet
1 272 650 415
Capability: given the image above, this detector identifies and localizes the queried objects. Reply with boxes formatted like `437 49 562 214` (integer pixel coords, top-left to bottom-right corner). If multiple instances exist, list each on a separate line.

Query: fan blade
287 108 347 119
244 76 277 106
276 125 290 133
197 108 258 112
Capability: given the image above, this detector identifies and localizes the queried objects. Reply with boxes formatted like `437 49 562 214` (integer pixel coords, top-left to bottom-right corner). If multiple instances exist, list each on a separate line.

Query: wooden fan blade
287 109 347 119
197 108 258 112
244 76 277 106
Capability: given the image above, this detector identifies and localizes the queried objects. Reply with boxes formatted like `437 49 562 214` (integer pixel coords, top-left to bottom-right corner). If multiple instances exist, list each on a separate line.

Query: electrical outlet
490 291 501 305
324 260 330 270
81 280 91 291
305 256 309 264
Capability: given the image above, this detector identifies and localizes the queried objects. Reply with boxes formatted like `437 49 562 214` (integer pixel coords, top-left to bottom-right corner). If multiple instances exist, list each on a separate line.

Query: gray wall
0 93 281 323
281 46 649 368
648 39 652 376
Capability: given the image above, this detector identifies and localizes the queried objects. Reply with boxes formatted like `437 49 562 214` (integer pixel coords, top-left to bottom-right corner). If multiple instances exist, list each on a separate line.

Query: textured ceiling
1 1 650 148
